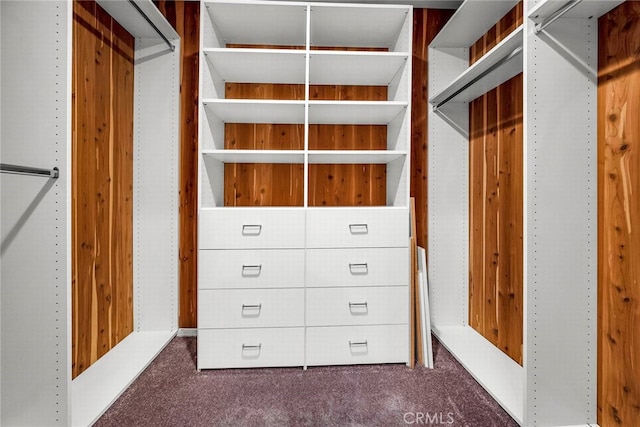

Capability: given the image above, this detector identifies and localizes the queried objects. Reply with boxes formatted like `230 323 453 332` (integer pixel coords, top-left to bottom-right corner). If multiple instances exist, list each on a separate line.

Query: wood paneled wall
598 2 640 425
468 2 524 365
72 0 135 378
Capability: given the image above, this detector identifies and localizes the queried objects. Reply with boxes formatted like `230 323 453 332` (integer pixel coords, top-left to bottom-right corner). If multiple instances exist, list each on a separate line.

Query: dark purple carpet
95 337 517 426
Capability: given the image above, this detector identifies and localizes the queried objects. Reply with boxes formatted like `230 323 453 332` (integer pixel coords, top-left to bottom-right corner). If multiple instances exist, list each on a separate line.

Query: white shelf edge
96 0 179 41
528 0 625 23
202 150 305 163
71 330 177 427
203 47 306 55
430 0 520 48
429 25 523 106
432 325 523 425
308 150 406 164
203 99 306 105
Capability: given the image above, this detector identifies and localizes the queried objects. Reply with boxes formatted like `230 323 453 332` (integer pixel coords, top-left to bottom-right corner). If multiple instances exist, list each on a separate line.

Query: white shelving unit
198 0 412 370
428 0 623 425
0 1 180 425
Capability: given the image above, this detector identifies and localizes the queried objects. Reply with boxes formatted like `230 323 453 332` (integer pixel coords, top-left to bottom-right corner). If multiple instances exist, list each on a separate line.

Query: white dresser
197 0 412 370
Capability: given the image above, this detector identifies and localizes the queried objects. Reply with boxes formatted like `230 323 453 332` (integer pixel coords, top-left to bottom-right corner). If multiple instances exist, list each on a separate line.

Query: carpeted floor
95 337 517 426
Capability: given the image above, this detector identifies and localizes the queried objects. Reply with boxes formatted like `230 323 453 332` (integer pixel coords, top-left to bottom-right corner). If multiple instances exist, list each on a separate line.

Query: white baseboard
177 328 197 337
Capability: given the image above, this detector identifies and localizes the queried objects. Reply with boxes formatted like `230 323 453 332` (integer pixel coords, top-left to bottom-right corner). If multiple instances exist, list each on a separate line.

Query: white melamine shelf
430 0 519 48
528 0 625 23
432 325 523 425
308 150 406 164
72 330 176 426
96 0 179 41
309 51 408 86
308 101 407 124
203 99 306 124
429 25 523 107
204 49 306 84
310 4 410 49
203 149 304 163
205 1 307 47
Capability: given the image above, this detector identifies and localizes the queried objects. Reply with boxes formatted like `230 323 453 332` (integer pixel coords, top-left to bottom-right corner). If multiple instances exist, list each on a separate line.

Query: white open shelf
310 4 410 50
309 51 408 86
203 99 306 123
204 48 306 84
203 149 305 164
204 1 307 47
96 0 179 42
429 25 523 107
430 0 520 48
528 0 625 23
308 150 406 164
308 101 407 124
432 326 523 425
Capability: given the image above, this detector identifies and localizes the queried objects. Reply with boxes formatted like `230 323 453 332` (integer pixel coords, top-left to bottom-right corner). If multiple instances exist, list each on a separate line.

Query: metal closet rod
534 0 584 34
1 163 59 179
433 45 523 111
128 0 175 52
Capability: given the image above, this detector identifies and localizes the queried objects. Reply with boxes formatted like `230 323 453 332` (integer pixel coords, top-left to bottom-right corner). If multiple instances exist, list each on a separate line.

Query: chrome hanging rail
1 163 59 179
127 0 175 52
432 46 523 112
534 0 584 34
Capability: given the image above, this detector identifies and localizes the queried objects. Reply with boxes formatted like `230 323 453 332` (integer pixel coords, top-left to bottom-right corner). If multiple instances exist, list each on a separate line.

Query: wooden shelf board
309 51 408 86
430 0 520 48
204 49 306 84
308 101 407 124
429 25 523 106
308 150 406 164
203 99 306 124
72 330 176 427
432 325 523 425
203 149 305 163
310 4 410 49
204 1 307 47
528 0 625 23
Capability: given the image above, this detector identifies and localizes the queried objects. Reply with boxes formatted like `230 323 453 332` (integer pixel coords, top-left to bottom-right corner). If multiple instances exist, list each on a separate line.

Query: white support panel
430 0 520 48
203 149 305 164
204 1 307 47
204 48 306 84
524 17 597 426
96 0 179 42
71 330 176 426
309 51 408 86
528 0 625 23
309 4 410 50
430 25 523 107
1 1 72 425
432 326 524 425
308 150 406 164
204 99 306 124
308 101 407 124
133 39 180 332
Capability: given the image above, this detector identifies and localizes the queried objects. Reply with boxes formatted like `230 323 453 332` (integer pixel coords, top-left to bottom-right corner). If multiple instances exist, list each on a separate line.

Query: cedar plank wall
598 2 640 425
72 0 135 378
468 2 524 365
155 0 201 328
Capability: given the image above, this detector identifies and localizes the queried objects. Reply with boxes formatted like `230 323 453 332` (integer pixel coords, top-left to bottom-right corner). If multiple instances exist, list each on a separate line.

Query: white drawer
197 327 304 369
199 249 304 289
306 286 408 327
306 325 408 366
306 247 409 287
199 289 304 328
199 209 305 249
306 208 408 248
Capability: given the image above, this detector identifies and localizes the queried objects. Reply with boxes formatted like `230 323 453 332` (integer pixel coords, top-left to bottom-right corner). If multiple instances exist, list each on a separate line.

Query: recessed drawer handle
242 264 262 276
349 340 368 347
349 263 368 274
242 303 262 311
349 301 368 312
349 223 368 234
242 224 262 235
242 343 262 351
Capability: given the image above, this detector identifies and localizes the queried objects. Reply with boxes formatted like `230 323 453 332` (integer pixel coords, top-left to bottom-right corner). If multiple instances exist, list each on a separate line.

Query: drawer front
199 249 304 289
306 325 408 366
306 208 408 248
306 247 409 287
199 289 304 328
200 209 305 249
306 286 408 327
198 328 304 369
